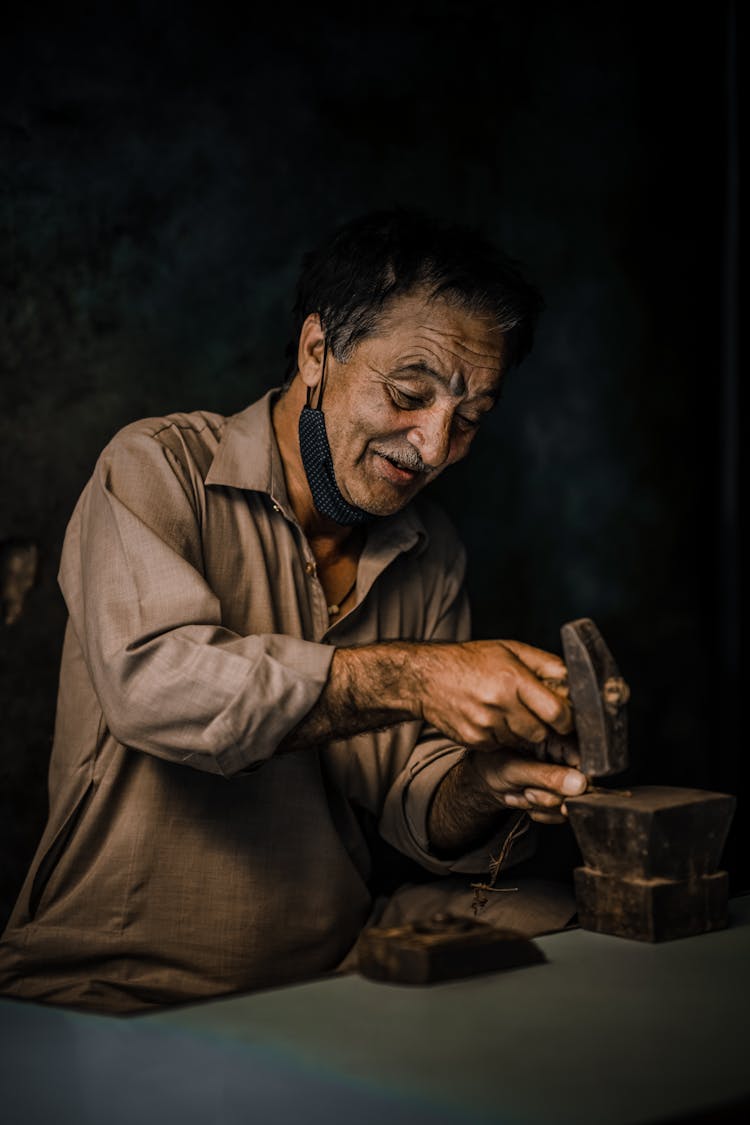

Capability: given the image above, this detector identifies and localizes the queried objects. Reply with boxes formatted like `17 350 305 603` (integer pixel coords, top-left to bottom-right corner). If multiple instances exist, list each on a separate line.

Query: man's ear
297 314 326 391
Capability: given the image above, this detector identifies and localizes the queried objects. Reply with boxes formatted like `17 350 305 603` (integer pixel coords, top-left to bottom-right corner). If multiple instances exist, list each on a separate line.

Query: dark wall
0 2 742 923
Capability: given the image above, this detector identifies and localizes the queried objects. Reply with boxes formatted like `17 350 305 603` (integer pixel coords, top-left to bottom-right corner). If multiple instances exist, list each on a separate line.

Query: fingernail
562 771 586 795
523 790 537 805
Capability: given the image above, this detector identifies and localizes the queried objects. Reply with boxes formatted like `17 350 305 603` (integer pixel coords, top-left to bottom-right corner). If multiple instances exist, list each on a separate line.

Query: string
327 573 357 618
470 814 531 916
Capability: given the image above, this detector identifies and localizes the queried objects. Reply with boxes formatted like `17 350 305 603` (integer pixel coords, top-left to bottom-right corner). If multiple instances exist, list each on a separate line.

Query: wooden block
574 867 730 942
357 914 546 984
566 787 736 880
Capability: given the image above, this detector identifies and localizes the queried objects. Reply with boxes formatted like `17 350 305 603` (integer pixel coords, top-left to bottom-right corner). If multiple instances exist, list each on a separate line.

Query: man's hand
427 746 587 856
284 632 586 857
421 641 586 853
415 639 574 750
283 637 576 765
464 748 586 824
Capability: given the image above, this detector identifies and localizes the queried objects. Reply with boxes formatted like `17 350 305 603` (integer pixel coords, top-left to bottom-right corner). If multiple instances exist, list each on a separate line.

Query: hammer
559 617 630 780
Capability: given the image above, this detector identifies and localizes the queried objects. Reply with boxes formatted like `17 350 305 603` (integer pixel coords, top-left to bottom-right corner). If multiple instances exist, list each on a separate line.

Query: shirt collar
205 388 429 556
205 390 285 499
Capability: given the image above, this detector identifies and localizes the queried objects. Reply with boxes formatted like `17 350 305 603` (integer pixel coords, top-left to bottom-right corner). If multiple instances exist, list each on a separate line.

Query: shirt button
305 560 316 576
272 503 280 513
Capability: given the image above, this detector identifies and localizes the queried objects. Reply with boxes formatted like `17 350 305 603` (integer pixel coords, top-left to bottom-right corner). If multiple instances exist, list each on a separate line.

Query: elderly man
0 210 586 1013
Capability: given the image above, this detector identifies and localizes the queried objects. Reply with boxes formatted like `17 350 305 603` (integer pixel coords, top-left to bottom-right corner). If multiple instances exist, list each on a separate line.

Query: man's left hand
465 747 587 824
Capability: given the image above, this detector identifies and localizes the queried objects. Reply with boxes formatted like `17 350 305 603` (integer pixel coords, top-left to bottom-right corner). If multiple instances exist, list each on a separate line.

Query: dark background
0 1 743 926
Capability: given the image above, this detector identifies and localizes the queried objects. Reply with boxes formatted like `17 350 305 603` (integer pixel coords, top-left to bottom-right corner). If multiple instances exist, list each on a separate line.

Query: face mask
298 342 373 526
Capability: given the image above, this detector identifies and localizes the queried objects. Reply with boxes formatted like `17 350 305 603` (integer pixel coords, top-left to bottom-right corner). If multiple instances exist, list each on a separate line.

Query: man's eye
388 387 426 410
455 414 481 432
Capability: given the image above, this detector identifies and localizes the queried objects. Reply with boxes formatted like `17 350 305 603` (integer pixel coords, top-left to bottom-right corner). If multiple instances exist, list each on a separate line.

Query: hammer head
560 617 629 779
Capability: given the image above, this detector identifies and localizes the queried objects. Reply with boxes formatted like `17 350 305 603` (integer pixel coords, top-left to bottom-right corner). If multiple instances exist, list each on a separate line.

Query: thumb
502 757 587 797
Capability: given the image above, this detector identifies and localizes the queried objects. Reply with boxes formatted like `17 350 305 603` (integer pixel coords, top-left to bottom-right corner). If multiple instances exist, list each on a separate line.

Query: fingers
468 750 587 833
509 663 574 737
501 640 568 682
523 787 564 808
505 784 576 812
563 744 582 768
516 679 573 737
504 708 548 746
543 733 581 767
421 638 575 752
529 810 567 824
503 788 569 823
542 678 570 700
502 755 587 798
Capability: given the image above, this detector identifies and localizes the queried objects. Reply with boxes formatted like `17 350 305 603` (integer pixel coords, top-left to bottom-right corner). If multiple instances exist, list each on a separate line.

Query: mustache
372 444 433 475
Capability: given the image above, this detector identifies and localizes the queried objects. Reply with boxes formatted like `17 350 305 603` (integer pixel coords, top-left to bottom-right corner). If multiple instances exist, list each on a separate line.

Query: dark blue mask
298 403 372 526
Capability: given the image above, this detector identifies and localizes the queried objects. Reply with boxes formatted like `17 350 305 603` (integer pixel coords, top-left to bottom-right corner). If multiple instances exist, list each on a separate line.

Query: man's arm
284 638 586 858
71 425 581 818
283 638 573 751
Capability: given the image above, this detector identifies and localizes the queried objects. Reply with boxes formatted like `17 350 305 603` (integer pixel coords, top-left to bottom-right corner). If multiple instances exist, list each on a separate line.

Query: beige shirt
0 391 525 1013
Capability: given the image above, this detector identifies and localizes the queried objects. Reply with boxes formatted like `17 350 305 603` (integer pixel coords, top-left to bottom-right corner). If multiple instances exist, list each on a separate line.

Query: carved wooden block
357 914 545 984
567 786 736 941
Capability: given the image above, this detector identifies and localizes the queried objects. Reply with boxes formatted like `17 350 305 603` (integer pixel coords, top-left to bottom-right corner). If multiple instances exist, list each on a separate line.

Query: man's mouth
373 451 422 484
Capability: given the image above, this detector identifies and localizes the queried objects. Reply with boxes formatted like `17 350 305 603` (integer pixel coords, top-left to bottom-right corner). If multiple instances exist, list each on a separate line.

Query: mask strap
306 337 329 410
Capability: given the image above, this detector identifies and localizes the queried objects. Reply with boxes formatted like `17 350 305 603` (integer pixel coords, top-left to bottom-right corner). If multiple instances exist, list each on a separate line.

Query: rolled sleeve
380 733 536 875
59 427 334 776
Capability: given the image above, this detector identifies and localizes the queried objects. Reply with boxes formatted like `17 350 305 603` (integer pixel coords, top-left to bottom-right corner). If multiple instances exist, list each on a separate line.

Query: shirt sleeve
377 519 536 876
58 426 334 777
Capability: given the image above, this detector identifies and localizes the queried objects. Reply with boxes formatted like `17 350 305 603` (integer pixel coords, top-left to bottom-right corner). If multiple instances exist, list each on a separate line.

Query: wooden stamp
357 913 545 984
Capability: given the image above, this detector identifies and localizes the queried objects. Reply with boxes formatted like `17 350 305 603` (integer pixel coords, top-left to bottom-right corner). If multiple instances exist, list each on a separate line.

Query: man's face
318 291 506 517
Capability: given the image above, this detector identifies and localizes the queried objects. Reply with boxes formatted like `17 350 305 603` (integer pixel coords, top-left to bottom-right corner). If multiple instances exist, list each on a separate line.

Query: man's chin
344 479 426 518
337 453 431 516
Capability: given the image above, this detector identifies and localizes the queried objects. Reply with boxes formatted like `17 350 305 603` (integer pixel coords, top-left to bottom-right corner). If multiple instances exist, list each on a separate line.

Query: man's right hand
283 637 579 798
414 638 575 751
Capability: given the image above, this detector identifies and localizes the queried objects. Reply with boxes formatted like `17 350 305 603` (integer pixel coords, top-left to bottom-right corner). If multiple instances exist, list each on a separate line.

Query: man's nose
408 411 453 469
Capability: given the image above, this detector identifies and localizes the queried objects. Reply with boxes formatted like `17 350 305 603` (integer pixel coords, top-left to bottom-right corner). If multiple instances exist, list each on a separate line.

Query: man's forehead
372 292 506 371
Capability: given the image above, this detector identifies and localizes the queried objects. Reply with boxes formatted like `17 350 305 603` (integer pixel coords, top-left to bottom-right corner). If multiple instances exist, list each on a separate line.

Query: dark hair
283 208 543 385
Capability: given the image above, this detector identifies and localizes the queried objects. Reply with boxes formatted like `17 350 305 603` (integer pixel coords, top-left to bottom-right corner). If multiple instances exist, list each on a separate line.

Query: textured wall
0 2 739 922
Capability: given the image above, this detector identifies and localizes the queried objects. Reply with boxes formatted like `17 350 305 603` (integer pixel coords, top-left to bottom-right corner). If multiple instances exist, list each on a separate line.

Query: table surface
2 896 749 1125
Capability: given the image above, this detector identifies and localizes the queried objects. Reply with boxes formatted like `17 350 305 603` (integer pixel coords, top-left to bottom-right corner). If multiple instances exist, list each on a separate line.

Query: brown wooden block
573 867 730 941
566 786 736 880
357 914 546 984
